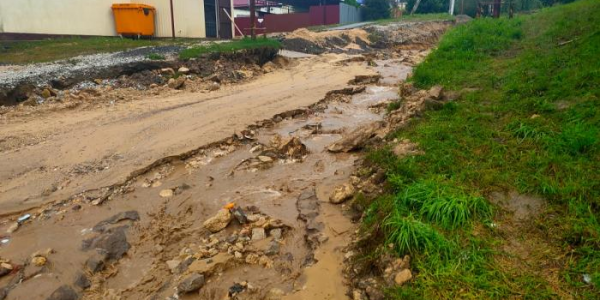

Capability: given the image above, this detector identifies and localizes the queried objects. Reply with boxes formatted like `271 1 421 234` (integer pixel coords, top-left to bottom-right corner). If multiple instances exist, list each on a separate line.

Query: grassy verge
375 13 455 24
0 37 198 65
178 38 281 60
365 0 599 298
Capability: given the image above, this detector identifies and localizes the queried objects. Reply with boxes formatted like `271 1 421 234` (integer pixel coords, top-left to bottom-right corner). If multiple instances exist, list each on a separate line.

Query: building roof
233 0 282 8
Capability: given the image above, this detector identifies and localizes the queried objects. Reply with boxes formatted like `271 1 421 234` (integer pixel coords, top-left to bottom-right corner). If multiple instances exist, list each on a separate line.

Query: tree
364 0 392 20
406 0 448 14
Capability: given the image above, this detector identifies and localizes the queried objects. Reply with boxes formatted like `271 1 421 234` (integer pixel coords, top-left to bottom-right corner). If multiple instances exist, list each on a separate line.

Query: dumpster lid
111 3 155 10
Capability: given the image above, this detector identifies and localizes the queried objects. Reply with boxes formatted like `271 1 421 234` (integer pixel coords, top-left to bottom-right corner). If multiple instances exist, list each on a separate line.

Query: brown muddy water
0 57 413 300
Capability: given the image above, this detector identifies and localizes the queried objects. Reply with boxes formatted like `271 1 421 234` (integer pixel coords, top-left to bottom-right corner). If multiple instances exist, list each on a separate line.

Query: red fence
234 5 340 36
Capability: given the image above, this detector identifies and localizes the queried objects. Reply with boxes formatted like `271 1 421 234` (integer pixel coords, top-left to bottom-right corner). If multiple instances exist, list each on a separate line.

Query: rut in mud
0 21 452 300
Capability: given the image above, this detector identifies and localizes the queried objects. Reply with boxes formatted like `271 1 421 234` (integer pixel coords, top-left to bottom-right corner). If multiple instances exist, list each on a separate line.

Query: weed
146 53 165 60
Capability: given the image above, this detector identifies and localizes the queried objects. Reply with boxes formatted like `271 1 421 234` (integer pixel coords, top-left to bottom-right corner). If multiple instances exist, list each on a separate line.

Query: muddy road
0 55 371 214
0 21 450 300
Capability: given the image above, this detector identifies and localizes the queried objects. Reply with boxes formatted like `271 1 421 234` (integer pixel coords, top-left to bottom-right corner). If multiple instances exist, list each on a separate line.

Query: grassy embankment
364 0 599 298
178 38 282 60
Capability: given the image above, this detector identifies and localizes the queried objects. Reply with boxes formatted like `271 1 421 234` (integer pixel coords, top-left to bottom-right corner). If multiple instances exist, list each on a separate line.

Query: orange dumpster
111 3 156 37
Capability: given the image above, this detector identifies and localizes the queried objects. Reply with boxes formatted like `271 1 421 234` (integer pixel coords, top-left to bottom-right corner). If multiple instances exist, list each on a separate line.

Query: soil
0 20 449 300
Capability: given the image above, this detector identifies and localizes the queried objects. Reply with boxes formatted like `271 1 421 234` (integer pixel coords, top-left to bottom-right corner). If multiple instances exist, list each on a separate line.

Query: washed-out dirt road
0 20 450 300
0 54 372 214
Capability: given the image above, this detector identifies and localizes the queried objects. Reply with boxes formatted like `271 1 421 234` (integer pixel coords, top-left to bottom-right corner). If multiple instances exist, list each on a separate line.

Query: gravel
0 45 185 91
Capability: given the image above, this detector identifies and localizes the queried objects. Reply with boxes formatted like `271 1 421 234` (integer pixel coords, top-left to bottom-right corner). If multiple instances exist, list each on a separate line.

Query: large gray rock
177 273 205 294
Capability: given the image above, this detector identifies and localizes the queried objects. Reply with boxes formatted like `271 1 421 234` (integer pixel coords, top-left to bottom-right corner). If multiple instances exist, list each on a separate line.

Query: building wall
0 0 208 38
339 3 363 24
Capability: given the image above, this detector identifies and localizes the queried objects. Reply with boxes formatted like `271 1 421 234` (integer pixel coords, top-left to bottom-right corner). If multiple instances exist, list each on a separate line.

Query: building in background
0 0 234 39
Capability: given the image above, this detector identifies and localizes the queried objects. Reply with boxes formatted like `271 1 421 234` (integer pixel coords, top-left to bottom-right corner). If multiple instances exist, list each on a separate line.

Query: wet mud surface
0 21 450 300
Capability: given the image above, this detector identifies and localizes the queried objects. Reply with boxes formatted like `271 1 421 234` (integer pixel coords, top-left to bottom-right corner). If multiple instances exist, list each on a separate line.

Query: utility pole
250 0 256 40
410 0 422 15
449 0 455 15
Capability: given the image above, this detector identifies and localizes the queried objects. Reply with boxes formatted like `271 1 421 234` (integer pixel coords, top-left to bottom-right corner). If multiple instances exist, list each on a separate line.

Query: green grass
178 37 282 60
0 37 197 64
375 13 455 24
364 0 600 298
146 53 165 60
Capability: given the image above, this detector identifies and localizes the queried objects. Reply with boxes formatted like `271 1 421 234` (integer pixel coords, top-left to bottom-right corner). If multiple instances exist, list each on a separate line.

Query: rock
6 222 19 233
269 228 282 240
245 253 260 264
265 240 280 256
94 79 103 85
246 214 261 223
327 122 382 153
32 256 47 266
73 272 90 290
85 251 108 273
168 77 186 89
258 155 274 163
41 89 52 99
235 70 254 79
394 269 413 285
251 228 266 241
353 289 367 300
161 68 175 76
93 210 140 232
329 183 355 204
178 67 190 74
0 263 12 277
166 259 181 273
392 141 423 158
206 82 220 91
203 209 233 233
177 273 205 294
46 285 79 300
265 288 285 300
159 189 174 198
82 227 130 261
259 255 273 268
262 62 277 73
428 85 444 99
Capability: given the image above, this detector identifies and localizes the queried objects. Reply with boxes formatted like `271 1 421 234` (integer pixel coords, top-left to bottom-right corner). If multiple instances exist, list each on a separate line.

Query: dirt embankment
0 20 452 300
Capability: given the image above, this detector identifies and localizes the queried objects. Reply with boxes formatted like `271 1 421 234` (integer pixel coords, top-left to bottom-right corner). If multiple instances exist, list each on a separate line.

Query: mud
0 47 277 106
0 21 449 300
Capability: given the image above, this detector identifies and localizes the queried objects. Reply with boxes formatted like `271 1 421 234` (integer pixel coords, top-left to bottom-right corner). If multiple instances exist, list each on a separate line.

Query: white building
0 0 234 39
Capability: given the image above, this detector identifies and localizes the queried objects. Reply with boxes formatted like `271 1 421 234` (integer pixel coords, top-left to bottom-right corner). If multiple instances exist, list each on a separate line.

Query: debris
17 214 31 223
327 122 382 153
177 273 205 294
392 140 424 158
203 209 233 233
229 282 245 295
330 183 355 204
159 189 174 198
583 273 592 284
